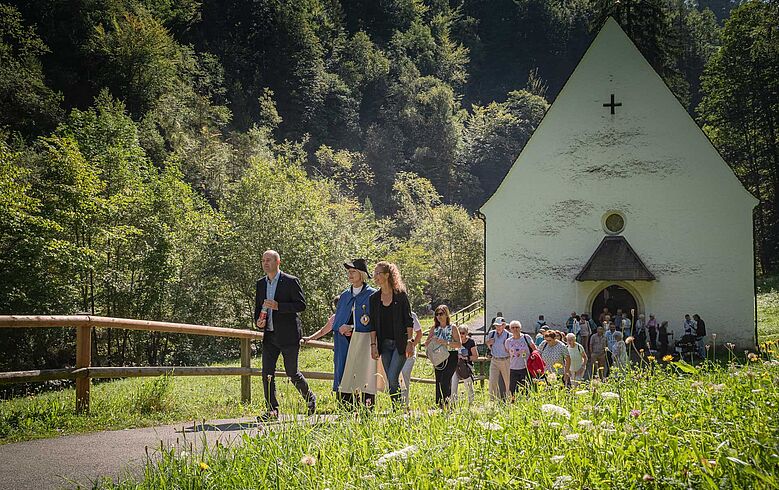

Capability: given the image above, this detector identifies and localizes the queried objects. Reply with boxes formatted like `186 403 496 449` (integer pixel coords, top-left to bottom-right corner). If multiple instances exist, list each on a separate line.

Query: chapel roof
576 235 655 281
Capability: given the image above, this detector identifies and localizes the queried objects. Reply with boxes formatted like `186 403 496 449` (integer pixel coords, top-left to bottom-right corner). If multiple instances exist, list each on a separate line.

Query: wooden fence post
240 338 251 403
75 326 91 413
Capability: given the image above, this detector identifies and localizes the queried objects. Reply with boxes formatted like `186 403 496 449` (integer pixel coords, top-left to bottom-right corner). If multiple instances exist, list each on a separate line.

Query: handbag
426 341 450 367
456 358 473 379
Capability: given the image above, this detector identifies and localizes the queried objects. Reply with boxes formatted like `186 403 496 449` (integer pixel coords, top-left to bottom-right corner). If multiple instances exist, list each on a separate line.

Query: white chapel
480 18 758 347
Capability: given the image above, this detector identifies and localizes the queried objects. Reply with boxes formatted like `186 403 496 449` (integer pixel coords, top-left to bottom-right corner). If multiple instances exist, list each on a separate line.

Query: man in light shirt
486 317 510 400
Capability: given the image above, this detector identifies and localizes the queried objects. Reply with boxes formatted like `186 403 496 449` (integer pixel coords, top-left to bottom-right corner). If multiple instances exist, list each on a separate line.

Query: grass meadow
0 300 778 488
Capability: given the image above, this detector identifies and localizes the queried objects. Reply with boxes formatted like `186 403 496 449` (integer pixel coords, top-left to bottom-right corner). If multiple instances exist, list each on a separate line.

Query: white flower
547 372 558 383
541 404 571 418
478 421 503 431
551 455 565 463
711 383 726 392
553 475 573 489
549 422 561 428
575 390 589 396
300 455 317 466
564 433 580 441
577 420 593 429
601 391 620 400
377 445 418 466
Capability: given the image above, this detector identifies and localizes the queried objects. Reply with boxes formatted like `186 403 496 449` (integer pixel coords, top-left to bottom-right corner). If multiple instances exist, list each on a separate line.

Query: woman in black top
370 261 414 406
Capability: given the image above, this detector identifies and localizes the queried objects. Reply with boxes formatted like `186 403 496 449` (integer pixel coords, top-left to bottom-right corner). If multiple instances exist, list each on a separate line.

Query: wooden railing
0 315 464 414
452 300 483 327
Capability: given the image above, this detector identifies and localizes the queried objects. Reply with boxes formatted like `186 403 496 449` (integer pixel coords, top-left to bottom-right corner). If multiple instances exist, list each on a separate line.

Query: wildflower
575 390 589 396
711 383 726 392
706 344 711 351
601 392 620 400
643 474 655 482
553 362 563 370
300 455 317 466
531 420 541 427
578 420 593 428
700 458 717 468
590 378 602 387
662 354 673 362
564 433 580 441
551 455 565 463
541 404 572 418
478 421 503 431
549 422 562 428
748 352 759 362
691 381 704 389
725 343 736 350
553 475 573 489
198 461 209 471
647 355 656 362
712 333 717 340
630 409 641 418
547 372 558 383
377 445 418 466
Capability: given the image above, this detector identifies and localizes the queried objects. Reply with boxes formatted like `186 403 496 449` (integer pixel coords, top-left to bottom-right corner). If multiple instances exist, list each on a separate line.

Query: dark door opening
591 285 638 323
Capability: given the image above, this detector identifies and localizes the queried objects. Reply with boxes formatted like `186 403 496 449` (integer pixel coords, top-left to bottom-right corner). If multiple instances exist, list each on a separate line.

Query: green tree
0 4 63 138
462 89 549 207
698 0 779 274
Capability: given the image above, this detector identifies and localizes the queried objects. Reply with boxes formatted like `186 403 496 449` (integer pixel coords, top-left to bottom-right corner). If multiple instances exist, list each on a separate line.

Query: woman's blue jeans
380 338 406 405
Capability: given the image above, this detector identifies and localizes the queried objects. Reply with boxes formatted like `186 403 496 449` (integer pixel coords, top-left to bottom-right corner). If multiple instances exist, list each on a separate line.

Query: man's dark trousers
261 331 314 410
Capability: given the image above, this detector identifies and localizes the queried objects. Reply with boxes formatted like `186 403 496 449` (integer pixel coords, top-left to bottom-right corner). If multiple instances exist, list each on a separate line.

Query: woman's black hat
343 258 371 278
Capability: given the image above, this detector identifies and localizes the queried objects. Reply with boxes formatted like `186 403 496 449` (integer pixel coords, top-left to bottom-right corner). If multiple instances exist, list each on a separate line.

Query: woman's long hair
433 305 451 328
376 261 406 293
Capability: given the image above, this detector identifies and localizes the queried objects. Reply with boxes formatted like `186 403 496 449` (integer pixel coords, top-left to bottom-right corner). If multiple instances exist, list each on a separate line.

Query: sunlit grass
102 348 779 489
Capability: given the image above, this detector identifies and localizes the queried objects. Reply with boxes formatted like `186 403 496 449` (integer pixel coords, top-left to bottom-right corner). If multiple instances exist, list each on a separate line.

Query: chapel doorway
591 285 638 323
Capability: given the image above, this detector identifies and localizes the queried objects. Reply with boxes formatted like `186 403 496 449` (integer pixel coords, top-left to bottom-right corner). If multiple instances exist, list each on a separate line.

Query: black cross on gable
603 94 622 114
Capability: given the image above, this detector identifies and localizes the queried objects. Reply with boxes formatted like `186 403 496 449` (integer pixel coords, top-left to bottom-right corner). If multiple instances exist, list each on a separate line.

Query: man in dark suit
255 250 316 420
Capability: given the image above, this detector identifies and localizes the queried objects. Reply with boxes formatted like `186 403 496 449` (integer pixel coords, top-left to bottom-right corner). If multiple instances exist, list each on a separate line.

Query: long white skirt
339 331 377 395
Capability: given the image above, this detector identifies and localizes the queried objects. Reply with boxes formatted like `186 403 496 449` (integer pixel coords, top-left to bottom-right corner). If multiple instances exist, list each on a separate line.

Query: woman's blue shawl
331 284 376 391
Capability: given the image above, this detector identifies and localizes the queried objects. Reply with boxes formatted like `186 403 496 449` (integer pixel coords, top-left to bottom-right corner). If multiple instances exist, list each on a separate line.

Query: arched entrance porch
590 284 640 323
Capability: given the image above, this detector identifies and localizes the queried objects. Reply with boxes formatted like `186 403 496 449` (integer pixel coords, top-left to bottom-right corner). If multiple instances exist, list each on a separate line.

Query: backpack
527 350 546 377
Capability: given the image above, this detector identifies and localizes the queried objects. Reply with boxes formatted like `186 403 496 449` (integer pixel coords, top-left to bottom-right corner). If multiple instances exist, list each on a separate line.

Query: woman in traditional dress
304 259 376 407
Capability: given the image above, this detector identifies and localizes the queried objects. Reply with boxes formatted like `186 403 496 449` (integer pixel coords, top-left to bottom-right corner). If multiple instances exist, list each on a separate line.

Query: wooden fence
0 315 485 414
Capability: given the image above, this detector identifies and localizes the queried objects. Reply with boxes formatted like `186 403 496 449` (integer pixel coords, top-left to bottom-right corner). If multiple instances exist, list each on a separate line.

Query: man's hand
263 299 279 310
337 324 353 337
371 345 379 360
256 318 266 329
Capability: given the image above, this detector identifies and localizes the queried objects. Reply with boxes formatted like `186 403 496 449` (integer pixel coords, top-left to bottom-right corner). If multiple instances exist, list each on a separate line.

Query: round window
603 212 625 234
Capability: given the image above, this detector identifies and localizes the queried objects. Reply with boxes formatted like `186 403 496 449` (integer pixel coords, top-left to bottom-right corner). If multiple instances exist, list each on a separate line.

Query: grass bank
103 352 779 489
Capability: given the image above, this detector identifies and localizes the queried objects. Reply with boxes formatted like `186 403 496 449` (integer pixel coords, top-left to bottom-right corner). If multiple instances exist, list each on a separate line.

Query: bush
131 375 174 414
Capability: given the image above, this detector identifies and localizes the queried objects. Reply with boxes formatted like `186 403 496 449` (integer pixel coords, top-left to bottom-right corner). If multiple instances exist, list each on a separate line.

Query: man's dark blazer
254 271 306 346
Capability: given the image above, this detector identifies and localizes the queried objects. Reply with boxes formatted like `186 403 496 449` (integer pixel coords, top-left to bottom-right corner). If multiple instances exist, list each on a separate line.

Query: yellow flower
662 355 673 362
553 363 563 370
647 355 656 362
748 353 759 362
199 462 210 471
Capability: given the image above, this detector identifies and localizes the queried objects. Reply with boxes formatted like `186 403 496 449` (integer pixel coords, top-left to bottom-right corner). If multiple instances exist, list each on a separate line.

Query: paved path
0 416 324 489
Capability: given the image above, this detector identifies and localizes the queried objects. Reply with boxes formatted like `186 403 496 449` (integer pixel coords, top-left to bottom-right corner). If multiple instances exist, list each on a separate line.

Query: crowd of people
250 249 708 420
479 307 709 401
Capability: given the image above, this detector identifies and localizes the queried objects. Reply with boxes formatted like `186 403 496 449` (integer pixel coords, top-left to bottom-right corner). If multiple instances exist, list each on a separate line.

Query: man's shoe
307 398 316 416
256 410 278 423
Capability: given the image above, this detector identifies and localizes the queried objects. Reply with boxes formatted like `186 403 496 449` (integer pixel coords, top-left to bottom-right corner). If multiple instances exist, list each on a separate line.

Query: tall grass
103 346 779 489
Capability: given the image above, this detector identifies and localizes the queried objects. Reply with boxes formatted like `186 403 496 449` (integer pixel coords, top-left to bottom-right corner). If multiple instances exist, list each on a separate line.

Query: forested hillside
1 0 776 372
